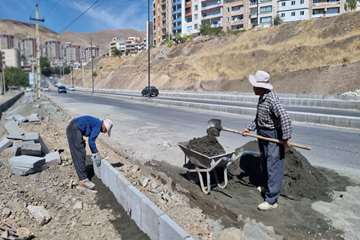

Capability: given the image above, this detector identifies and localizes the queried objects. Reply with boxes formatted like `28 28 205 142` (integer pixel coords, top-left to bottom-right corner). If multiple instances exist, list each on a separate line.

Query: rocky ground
0 94 226 240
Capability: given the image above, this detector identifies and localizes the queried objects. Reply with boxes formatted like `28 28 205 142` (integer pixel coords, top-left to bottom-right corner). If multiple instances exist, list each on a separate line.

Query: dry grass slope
67 11 360 95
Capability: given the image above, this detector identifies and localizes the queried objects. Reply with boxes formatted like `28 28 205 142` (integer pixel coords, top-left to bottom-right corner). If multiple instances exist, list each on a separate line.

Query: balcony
201 0 223 11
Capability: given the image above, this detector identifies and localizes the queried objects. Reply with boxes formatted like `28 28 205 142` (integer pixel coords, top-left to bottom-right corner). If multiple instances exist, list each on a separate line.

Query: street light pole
147 0 151 98
30 0 44 100
91 39 94 94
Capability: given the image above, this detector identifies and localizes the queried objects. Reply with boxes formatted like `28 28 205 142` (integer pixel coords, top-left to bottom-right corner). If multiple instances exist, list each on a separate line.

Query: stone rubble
26 205 52 226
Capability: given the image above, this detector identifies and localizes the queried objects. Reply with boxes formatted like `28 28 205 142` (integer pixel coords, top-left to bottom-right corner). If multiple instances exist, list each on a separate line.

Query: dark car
141 86 159 97
58 86 67 94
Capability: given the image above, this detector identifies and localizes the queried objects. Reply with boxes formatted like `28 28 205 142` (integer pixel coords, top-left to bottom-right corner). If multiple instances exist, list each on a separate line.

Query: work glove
91 152 102 167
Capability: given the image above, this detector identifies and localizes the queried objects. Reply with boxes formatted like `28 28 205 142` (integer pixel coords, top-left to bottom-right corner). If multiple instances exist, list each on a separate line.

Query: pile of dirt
238 141 332 201
187 136 225 157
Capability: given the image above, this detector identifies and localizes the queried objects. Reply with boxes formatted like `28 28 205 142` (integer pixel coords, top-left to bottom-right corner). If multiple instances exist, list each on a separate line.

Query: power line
59 0 100 33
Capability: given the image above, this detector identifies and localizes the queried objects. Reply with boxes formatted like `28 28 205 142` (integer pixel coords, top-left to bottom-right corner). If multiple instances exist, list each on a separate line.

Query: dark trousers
66 120 87 180
257 128 285 204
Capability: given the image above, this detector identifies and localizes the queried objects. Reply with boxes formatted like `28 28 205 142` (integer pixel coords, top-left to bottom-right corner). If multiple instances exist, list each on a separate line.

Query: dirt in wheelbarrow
187 135 226 157
148 141 354 240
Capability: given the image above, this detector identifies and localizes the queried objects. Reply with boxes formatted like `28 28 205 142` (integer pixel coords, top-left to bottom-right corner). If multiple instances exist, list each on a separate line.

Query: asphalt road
49 91 360 177
87 91 360 117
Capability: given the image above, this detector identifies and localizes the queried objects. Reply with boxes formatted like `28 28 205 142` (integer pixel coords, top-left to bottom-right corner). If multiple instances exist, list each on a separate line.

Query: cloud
64 0 147 30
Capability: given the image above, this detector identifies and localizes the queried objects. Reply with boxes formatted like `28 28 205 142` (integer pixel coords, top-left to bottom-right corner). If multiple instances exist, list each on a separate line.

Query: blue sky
0 0 149 33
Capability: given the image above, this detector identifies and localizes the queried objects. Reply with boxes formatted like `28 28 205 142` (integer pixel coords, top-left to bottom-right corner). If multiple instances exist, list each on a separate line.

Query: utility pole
147 0 151 98
30 0 44 99
0 51 4 95
71 62 74 88
91 39 94 94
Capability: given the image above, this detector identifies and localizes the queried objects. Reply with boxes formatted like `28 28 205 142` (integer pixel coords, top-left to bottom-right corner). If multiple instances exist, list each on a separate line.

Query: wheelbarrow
178 141 235 194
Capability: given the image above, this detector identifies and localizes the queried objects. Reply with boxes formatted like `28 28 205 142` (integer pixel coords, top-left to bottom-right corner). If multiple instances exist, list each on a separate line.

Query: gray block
12 114 27 123
92 158 101 179
10 155 45 176
38 136 49 154
45 151 61 165
140 197 164 240
21 141 42 156
127 185 143 227
26 113 41 122
101 161 112 188
114 171 131 211
0 138 13 153
159 214 191 240
4 121 23 136
22 132 40 141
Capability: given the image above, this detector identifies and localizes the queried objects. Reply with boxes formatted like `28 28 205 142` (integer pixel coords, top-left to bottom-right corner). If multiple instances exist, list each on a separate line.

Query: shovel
208 119 311 150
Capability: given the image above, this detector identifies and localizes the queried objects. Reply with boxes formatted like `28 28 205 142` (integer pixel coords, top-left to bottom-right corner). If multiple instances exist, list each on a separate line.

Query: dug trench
0 94 149 240
148 135 356 239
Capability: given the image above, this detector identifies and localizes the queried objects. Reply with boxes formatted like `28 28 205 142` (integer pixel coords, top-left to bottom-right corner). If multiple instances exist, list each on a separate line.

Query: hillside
66 11 360 95
0 19 145 52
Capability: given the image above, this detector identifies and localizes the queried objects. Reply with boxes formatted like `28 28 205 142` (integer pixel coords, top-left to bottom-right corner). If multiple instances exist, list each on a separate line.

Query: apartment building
201 0 224 28
20 38 36 66
109 37 120 56
64 43 81 64
0 34 15 49
45 40 61 64
1 49 20 68
84 46 99 63
278 0 310 22
311 0 345 18
153 0 173 45
223 0 251 30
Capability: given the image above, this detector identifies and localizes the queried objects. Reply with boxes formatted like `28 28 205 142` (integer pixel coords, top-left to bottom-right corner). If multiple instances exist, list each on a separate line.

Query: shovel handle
222 128 311 150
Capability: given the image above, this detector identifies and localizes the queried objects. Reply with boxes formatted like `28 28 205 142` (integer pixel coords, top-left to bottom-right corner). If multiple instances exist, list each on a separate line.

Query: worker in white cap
242 70 292 211
66 115 113 190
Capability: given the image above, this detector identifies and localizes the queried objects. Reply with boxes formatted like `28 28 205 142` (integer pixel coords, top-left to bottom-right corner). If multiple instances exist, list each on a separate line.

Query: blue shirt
74 115 102 153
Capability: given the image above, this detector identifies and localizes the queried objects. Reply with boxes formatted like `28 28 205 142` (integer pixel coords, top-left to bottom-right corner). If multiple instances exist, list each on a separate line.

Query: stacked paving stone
2 114 61 176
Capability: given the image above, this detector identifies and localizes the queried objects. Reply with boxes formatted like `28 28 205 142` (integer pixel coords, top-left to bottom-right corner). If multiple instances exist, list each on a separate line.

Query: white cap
248 70 273 90
103 119 113 137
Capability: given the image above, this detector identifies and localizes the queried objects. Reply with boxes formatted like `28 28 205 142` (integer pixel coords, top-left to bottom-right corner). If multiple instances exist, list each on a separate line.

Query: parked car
58 86 67 94
141 86 159 97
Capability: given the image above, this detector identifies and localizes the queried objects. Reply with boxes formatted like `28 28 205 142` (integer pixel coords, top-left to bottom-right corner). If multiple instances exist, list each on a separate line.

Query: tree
274 15 283 26
40 57 51 77
200 22 223 36
112 48 121 57
4 67 28 88
345 0 357 11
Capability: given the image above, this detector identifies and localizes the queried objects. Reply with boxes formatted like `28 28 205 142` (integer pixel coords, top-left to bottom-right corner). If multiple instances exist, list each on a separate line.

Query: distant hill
0 19 145 53
65 11 360 95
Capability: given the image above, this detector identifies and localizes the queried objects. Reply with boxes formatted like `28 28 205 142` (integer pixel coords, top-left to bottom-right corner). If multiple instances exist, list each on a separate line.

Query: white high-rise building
278 0 310 22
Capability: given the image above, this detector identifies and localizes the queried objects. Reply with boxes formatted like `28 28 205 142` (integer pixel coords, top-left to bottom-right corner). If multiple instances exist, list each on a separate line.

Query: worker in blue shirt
66 115 113 190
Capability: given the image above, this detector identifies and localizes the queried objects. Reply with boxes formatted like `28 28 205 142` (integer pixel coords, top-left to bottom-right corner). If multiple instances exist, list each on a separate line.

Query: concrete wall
0 92 24 113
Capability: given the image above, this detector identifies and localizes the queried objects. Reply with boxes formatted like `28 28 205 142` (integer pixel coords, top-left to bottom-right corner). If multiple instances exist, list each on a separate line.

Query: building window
281 2 286 6
232 5 243 11
259 0 272 3
259 5 272 13
327 7 340 14
281 13 285 17
300 0 305 3
291 11 295 16
194 14 198 20
300 11 304 15
194 24 198 29
291 1 296 5
194 4 198 11
260 16 272 23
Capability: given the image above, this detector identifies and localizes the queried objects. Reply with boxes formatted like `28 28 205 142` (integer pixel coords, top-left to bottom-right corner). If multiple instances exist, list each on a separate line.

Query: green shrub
4 67 28 87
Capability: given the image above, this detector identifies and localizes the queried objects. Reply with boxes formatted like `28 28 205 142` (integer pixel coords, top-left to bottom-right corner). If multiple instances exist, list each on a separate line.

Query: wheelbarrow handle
222 128 311 150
